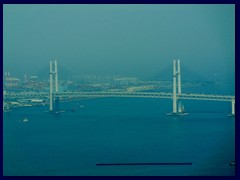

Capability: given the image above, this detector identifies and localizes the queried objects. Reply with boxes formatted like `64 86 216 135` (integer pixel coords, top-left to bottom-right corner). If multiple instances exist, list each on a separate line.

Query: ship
229 161 235 166
22 117 29 122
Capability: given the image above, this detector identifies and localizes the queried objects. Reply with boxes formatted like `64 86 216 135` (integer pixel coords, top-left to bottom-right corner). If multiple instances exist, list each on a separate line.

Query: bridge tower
54 60 60 111
229 99 235 117
49 60 59 112
55 60 59 93
177 59 181 95
173 59 177 113
49 61 53 111
232 99 235 116
177 59 185 114
169 59 187 116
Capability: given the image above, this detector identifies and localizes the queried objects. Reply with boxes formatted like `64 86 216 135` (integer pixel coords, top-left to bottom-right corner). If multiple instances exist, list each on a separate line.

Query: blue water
3 98 235 176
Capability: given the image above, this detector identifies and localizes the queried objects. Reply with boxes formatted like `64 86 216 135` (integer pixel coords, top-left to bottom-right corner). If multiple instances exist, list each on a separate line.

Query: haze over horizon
3 4 235 82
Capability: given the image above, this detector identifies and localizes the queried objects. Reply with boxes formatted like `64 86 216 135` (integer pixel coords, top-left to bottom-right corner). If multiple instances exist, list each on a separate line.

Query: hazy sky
3 4 235 80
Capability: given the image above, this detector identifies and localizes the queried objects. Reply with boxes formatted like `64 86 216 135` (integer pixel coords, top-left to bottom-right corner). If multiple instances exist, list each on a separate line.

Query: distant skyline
3 4 235 81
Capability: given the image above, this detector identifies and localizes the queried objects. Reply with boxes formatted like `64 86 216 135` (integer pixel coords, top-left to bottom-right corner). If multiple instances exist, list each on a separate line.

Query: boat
22 117 29 122
54 110 65 114
229 161 235 166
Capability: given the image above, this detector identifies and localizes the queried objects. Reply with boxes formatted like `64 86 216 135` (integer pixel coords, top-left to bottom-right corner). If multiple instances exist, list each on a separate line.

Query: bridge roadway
4 91 235 102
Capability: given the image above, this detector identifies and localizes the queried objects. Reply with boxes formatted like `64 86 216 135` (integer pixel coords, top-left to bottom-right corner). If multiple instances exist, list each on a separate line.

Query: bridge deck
4 91 235 102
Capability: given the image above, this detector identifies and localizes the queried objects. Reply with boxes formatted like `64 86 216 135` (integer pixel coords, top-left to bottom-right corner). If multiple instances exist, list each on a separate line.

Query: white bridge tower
228 99 235 117
171 59 186 115
49 60 59 112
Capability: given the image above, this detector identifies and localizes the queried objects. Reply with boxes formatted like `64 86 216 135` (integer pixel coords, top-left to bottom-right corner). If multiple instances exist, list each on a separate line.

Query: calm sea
3 97 235 176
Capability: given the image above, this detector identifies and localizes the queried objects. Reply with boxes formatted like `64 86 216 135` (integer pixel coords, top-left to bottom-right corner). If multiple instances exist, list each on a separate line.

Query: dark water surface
3 98 235 176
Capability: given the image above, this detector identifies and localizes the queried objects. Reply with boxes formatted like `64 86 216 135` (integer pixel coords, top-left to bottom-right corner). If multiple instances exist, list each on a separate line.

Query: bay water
3 96 235 176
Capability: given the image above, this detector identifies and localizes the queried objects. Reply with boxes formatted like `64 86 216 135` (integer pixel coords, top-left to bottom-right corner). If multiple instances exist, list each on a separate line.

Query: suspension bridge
3 60 235 116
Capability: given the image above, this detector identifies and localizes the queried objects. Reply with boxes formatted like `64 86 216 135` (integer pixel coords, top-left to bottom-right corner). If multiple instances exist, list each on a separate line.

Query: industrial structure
4 72 20 87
